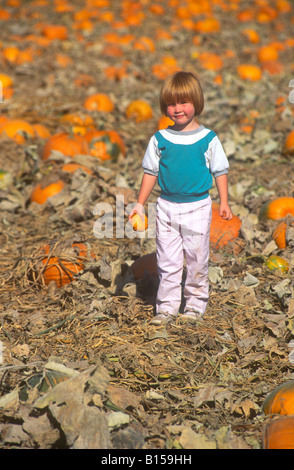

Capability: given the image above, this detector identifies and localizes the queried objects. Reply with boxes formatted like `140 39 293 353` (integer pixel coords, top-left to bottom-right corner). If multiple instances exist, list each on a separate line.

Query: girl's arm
215 174 232 220
129 173 157 219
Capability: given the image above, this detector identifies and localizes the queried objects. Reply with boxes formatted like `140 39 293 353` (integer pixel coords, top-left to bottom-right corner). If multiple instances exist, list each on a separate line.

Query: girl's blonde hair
159 71 204 116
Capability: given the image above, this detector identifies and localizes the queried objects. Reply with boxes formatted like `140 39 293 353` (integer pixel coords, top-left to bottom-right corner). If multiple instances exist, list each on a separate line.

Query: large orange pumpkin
210 202 242 248
263 416 294 449
259 197 294 220
42 133 89 160
262 380 294 416
38 242 93 287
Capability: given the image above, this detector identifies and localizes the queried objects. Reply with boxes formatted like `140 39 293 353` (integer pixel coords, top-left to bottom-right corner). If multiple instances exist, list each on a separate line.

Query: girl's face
166 100 199 131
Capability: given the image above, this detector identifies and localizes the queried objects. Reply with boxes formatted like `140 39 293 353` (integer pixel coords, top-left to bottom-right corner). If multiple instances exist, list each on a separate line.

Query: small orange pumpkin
283 130 294 155
85 129 125 161
157 115 174 130
194 18 220 33
210 203 242 248
263 416 294 449
60 113 95 135
131 253 158 280
62 162 93 174
130 213 148 232
265 255 289 273
125 100 153 122
237 64 262 81
273 221 288 249
41 24 68 40
0 73 14 99
83 93 114 112
262 380 294 416
0 119 35 144
30 179 65 204
259 197 294 220
258 45 279 63
198 52 223 71
42 133 89 160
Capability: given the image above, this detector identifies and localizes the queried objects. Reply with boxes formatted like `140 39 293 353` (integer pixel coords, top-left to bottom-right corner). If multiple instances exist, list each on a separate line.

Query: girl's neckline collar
164 125 205 135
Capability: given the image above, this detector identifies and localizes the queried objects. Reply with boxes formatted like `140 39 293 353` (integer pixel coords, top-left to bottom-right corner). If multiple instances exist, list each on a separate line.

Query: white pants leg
156 196 212 317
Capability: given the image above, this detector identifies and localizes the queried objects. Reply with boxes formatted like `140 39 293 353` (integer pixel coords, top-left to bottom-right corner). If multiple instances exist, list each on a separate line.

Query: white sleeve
142 135 160 176
205 136 229 178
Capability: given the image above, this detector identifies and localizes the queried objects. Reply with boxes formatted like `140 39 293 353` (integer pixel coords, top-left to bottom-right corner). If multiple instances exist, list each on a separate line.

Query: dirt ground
0 0 294 450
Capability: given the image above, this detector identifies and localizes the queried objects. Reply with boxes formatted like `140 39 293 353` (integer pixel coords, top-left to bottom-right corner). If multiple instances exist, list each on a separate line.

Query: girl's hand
128 202 144 220
219 203 233 220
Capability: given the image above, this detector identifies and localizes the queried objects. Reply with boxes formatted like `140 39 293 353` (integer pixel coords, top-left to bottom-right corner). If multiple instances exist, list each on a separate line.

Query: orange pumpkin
133 36 155 52
130 213 148 232
85 129 125 161
0 73 14 99
210 202 242 248
60 113 95 135
258 45 279 63
30 179 65 204
41 24 68 40
42 133 89 160
33 124 51 139
157 115 174 130
83 93 114 112
273 221 288 249
198 52 223 71
0 119 35 144
283 130 294 155
125 100 153 122
262 380 294 416
38 242 92 287
62 162 93 174
242 29 260 44
237 64 262 81
194 18 220 33
259 197 294 220
131 253 158 280
263 416 294 449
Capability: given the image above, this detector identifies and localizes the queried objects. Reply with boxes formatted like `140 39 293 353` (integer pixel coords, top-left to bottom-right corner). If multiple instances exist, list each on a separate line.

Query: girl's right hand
128 202 144 220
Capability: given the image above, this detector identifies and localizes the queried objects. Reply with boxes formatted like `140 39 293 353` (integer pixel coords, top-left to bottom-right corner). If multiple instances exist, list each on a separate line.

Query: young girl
129 71 232 326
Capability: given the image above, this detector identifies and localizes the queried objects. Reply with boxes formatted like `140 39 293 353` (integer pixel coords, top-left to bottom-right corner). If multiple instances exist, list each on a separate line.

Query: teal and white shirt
142 125 229 203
